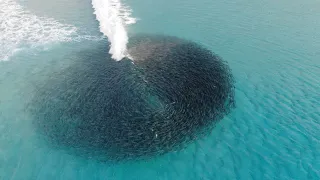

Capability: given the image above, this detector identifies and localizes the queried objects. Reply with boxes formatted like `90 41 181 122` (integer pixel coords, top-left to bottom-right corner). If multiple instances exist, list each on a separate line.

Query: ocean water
0 0 319 179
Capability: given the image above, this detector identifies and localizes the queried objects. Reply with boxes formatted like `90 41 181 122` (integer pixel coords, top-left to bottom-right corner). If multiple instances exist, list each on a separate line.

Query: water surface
0 0 319 179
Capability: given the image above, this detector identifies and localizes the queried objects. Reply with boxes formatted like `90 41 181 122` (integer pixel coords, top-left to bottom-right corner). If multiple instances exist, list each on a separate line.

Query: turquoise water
1 0 320 179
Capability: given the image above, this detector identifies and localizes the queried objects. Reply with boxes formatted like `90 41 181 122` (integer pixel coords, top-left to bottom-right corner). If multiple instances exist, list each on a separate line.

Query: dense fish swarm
30 35 235 161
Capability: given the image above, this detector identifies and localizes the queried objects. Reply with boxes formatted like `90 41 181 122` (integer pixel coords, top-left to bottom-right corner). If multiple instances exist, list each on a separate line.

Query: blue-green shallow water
1 0 320 179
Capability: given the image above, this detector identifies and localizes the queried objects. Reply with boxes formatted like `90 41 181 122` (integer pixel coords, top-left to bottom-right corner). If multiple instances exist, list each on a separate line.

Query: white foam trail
0 0 78 61
92 0 136 61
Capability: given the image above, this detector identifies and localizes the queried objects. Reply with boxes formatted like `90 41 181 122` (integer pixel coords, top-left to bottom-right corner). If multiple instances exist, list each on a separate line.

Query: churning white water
0 0 79 61
92 0 136 61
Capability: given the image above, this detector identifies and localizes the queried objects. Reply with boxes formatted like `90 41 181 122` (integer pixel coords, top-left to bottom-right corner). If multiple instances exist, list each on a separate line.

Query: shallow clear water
1 0 320 179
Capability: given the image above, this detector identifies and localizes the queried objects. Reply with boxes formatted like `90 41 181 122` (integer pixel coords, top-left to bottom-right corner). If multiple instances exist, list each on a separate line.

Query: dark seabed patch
29 35 235 161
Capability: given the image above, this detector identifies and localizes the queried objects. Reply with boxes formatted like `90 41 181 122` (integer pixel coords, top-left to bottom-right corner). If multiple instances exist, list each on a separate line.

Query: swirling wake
92 0 136 61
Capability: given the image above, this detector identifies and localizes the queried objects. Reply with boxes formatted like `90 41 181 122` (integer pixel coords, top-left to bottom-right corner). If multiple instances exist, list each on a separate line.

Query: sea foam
92 0 136 61
0 0 78 61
